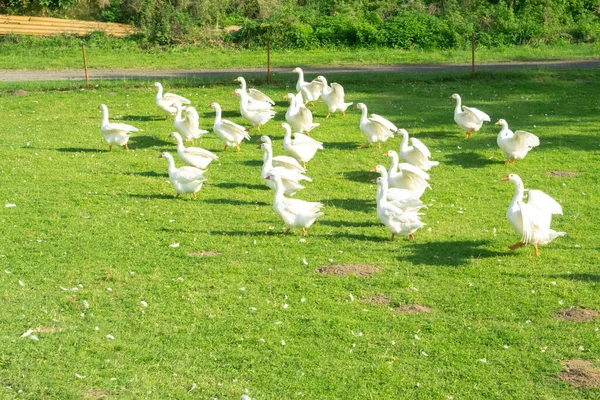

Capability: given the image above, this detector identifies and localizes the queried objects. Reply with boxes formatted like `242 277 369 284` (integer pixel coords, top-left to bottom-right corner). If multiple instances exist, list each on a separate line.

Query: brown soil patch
546 171 579 178
391 304 432 314
11 90 28 97
188 251 221 257
556 307 599 322
559 359 600 388
224 25 242 34
315 264 381 277
36 327 60 333
360 295 391 305
84 389 111 399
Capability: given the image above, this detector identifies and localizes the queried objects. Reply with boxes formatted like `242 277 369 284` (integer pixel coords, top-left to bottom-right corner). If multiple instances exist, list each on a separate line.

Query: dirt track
0 60 599 82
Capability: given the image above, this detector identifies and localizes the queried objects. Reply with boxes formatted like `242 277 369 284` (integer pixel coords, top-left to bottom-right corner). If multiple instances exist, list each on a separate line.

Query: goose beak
208 104 213 108
353 105 358 109
232 91 237 95
292 68 297 73
495 121 501 125
370 179 377 183
283 94 289 99
233 78 239 82
256 145 262 149
501 176 509 181
369 167 377 172
158 154 163 158
265 175 271 180
278 124 283 128
448 95 452 98
383 152 389 156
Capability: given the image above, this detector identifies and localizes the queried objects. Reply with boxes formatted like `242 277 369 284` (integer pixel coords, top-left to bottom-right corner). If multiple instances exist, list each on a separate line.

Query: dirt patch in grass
188 251 221 257
391 304 432 314
11 90 29 97
546 171 579 178
36 327 60 333
559 359 600 388
360 295 391 305
557 307 599 322
315 264 381 277
84 389 111 399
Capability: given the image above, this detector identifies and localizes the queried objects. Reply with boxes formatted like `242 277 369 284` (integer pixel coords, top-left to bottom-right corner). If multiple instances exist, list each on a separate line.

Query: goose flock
98 68 563 256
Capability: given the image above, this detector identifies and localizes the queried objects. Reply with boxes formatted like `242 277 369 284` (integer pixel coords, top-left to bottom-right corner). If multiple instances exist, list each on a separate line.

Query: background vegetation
1 0 599 48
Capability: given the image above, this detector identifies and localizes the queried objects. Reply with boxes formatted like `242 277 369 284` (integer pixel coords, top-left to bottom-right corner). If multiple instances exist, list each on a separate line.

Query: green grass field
0 36 599 70
0 68 599 399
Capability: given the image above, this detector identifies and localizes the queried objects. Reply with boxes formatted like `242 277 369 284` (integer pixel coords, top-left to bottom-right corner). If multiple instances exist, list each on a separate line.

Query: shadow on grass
117 115 165 122
404 239 507 266
129 135 173 149
411 130 460 139
314 232 388 242
444 151 495 169
325 141 361 150
344 170 377 184
128 171 168 178
125 193 177 200
214 182 267 190
320 219 380 228
162 227 276 236
323 198 374 213
507 273 600 282
56 147 104 153
204 198 269 206
241 159 264 167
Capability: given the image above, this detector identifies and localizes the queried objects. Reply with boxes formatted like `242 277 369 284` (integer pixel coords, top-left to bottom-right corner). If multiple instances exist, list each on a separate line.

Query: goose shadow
116 115 165 122
129 135 174 149
404 239 507 266
55 147 104 153
215 182 267 190
343 170 377 184
127 171 168 178
411 130 461 139
323 198 374 213
241 159 264 167
314 232 388 242
204 198 269 206
320 219 380 228
325 141 361 150
124 193 178 200
444 151 495 169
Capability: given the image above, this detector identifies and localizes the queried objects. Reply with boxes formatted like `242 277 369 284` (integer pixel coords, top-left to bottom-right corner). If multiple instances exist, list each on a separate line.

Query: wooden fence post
81 41 89 88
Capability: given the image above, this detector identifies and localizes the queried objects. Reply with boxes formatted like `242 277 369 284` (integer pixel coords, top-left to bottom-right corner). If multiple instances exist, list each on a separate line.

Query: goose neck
101 107 109 125
155 84 163 100
511 179 525 205
454 96 462 114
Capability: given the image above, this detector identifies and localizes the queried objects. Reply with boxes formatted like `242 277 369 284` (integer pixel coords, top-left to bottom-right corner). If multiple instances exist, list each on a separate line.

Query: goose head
384 150 398 158
208 102 220 110
168 132 183 141
292 67 302 74
233 88 243 97
495 119 508 127
371 176 384 184
98 104 107 112
449 93 461 101
234 77 245 84
394 129 409 137
501 173 522 185
158 151 173 161
151 82 162 89
369 165 387 176
314 76 326 84
354 103 366 111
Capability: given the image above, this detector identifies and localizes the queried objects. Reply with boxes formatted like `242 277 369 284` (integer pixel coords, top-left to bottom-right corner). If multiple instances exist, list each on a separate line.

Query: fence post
81 41 89 88
471 33 475 76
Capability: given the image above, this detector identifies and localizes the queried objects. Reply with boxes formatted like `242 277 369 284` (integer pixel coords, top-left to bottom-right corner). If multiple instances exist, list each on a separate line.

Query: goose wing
174 166 206 182
527 190 562 215
249 88 275 105
513 130 540 149
370 114 397 132
462 106 490 122
184 147 219 159
163 92 191 104
292 133 323 148
102 122 139 134
409 138 432 158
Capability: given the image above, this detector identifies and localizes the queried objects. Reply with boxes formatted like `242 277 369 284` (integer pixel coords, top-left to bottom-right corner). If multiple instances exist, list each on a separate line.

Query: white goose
152 82 191 119
355 103 396 149
234 76 274 108
495 119 540 164
502 173 565 256
159 152 206 200
259 142 311 196
208 102 250 152
370 165 426 212
397 129 439 171
284 92 319 135
169 131 218 169
98 104 138 152
258 136 305 173
384 150 431 196
373 176 425 241
266 171 323 236
281 123 323 169
293 67 323 106
450 93 490 138
314 76 353 118
234 88 276 131
173 104 208 145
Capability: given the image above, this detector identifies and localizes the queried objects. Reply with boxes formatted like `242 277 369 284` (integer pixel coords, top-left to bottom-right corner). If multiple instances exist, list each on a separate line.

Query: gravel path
1 60 599 82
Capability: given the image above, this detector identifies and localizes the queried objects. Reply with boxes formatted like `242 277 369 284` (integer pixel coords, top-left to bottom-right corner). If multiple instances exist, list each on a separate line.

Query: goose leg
236 144 241 152
389 233 395 242
284 228 291 235
192 193 197 200
175 194 181 198
341 111 346 116
164 115 168 120
377 142 381 150
533 244 540 257
302 161 306 169
124 143 129 152
326 113 331 119
223 145 228 152
302 228 307 236
257 125 261 132
508 241 525 250
409 233 414 241
109 145 113 152
358 143 369 149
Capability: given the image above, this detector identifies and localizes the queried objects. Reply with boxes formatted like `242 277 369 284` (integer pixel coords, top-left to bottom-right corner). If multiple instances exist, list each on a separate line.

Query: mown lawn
0 37 599 70
0 69 599 399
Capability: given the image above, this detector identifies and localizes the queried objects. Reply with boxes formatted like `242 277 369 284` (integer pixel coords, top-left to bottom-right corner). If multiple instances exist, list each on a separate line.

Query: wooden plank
0 14 136 37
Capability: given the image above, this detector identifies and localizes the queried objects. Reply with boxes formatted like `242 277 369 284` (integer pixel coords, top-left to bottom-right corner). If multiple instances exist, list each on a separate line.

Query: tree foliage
2 0 599 47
